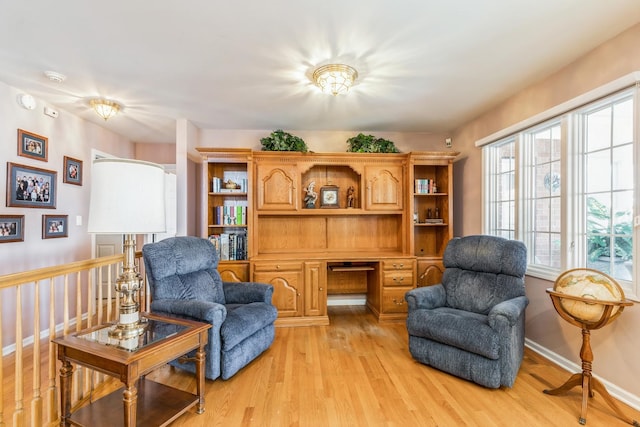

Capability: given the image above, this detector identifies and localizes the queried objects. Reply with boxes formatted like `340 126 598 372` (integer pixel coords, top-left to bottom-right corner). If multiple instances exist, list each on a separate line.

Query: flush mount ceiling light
312 64 358 96
90 98 122 121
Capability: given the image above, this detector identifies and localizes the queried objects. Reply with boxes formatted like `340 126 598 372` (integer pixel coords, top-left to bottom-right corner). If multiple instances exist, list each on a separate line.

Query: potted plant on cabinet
346 133 399 153
260 130 308 152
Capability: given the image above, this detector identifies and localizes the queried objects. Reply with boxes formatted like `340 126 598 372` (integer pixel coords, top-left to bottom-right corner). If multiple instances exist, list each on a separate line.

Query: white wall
0 81 135 347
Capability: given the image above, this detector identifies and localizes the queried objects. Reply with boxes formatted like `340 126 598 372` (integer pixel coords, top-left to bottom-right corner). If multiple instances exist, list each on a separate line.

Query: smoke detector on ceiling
44 70 66 83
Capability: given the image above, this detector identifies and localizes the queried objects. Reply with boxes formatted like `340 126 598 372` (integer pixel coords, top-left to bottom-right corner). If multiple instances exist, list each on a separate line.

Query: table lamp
87 158 166 339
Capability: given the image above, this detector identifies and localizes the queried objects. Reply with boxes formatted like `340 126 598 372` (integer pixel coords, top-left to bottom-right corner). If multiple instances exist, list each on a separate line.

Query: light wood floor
144 305 640 427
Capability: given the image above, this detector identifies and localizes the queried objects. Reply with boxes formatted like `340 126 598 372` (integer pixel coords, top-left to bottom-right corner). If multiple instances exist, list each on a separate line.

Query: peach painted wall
135 142 176 165
197 129 450 154
452 23 640 402
0 80 135 348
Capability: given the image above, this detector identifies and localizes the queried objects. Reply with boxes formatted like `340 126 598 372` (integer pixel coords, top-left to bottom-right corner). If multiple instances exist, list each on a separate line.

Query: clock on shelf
320 185 339 208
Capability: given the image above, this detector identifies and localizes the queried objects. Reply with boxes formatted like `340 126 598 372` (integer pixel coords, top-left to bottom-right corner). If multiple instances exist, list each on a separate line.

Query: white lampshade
87 158 166 234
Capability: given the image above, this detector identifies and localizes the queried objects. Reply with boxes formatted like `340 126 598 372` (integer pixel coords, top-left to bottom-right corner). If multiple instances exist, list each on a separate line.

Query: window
482 86 638 298
484 138 516 240
524 122 562 269
581 95 634 283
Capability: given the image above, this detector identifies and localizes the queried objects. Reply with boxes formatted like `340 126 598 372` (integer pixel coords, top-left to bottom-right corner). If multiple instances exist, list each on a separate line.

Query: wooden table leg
123 381 138 427
195 342 206 414
58 359 73 427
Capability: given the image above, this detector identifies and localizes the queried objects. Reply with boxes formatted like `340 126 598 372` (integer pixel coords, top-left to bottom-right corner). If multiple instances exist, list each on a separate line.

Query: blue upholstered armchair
405 235 528 388
142 236 278 380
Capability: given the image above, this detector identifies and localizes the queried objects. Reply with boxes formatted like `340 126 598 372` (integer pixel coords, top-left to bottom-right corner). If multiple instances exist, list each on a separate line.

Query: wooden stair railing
0 251 148 427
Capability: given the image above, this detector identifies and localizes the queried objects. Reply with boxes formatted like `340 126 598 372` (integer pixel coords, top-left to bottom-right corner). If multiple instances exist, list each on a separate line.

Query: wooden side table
53 313 211 427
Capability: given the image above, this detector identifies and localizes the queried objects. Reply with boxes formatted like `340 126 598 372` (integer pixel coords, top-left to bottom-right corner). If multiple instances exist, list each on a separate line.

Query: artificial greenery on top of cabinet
260 130 308 152
346 133 400 153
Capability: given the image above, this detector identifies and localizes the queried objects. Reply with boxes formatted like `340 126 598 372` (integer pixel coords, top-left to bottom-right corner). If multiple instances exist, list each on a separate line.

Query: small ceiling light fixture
44 70 67 83
90 98 122 121
17 93 36 110
312 64 358 96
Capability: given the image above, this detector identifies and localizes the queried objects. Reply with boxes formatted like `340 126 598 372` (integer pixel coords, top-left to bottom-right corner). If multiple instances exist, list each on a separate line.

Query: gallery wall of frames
1 129 81 243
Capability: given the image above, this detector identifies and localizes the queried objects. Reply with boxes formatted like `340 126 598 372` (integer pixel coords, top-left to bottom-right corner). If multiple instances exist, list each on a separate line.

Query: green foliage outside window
586 196 633 261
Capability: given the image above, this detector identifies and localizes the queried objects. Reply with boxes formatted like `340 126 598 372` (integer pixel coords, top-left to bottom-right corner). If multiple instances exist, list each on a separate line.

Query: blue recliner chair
405 235 528 388
142 236 278 380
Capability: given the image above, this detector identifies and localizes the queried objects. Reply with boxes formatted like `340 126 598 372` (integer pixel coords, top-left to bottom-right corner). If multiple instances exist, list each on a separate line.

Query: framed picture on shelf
17 129 48 162
0 215 25 243
63 156 83 185
6 162 57 209
42 215 68 239
320 185 339 208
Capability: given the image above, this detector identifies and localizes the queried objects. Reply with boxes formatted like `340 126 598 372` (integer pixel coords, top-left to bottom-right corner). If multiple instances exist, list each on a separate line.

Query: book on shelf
208 230 248 261
213 203 248 226
211 172 248 193
424 218 444 224
414 179 437 194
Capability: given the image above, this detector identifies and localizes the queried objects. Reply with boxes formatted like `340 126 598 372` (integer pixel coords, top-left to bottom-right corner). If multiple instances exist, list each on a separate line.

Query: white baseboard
2 314 85 357
327 294 367 306
525 338 640 412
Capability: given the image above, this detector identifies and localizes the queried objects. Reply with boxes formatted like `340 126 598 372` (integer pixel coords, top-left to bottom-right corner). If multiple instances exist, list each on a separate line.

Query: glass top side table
53 313 211 427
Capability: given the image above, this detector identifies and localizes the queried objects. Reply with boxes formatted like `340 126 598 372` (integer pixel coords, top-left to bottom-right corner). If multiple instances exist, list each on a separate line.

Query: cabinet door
255 164 299 210
304 262 327 317
416 260 445 287
218 262 249 282
253 262 303 317
364 165 403 211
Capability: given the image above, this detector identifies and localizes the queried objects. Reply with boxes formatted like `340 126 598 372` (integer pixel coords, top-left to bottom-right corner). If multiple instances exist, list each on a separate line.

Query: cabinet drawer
253 261 303 272
382 259 414 271
381 288 412 313
383 270 414 287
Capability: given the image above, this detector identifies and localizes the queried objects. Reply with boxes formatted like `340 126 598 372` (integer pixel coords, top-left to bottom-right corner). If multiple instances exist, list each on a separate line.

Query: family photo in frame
63 156 83 186
6 162 57 209
0 215 24 243
17 129 48 162
42 215 68 239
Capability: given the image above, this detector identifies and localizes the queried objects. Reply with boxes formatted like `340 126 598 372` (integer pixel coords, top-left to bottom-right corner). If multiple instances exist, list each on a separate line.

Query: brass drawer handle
392 298 406 306
392 263 404 269
393 277 404 283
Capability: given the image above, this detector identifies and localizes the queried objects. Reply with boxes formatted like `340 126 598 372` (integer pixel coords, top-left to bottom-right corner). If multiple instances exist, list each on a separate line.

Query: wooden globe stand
545 288 636 426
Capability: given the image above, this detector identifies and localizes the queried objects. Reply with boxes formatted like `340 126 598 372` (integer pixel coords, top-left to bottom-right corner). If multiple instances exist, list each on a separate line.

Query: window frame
481 83 639 300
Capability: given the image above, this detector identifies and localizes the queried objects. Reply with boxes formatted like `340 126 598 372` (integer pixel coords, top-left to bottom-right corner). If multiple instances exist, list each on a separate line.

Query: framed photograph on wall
42 215 68 239
17 129 48 162
6 162 57 209
0 215 25 243
63 156 83 186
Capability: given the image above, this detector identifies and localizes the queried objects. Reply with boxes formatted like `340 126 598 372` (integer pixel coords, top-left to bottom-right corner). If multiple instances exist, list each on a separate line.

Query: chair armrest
405 284 446 310
487 296 529 328
223 282 274 304
150 299 226 324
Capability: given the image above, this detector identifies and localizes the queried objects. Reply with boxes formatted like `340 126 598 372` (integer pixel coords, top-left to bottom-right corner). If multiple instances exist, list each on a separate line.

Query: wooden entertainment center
197 148 458 325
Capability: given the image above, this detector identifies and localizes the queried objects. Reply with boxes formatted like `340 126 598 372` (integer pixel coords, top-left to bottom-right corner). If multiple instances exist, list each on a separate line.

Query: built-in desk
250 255 417 325
201 149 457 327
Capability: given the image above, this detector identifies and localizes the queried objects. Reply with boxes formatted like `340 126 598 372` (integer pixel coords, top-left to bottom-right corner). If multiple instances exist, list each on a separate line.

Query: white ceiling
1 1 639 144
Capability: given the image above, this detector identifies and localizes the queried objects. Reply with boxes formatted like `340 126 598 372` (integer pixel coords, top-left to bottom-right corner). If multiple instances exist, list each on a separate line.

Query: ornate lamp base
108 319 147 340
108 234 147 340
